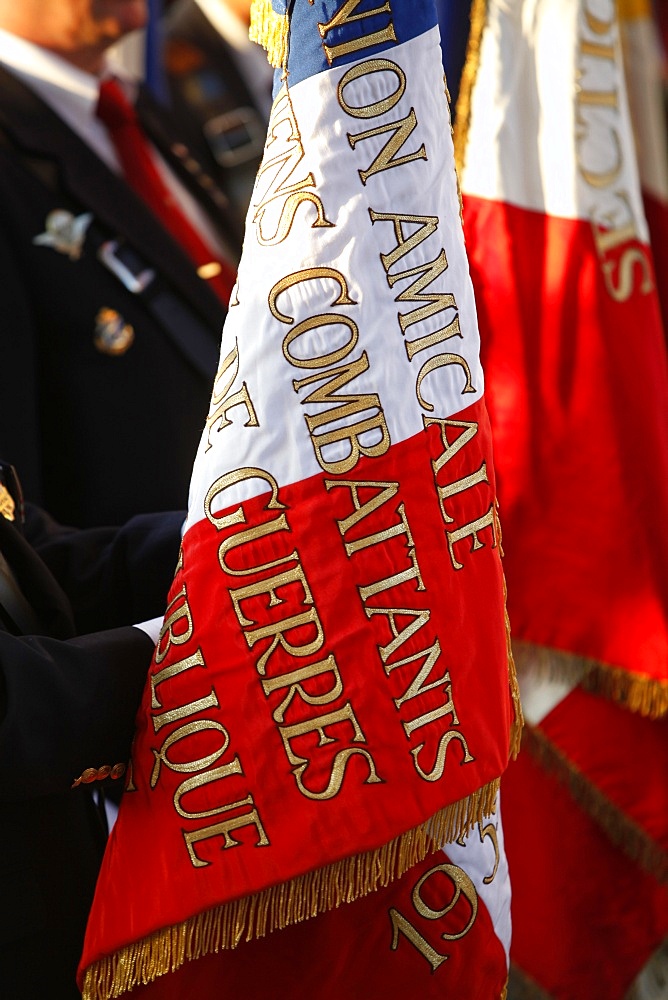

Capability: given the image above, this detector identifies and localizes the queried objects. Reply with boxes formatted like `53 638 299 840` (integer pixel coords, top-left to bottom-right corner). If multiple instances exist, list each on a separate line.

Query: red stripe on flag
463 193 668 686
503 746 668 1000
127 846 508 1000
81 402 514 967
536 687 668 865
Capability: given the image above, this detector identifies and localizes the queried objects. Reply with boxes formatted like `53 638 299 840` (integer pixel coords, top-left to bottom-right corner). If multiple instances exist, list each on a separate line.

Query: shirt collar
0 28 138 114
0 28 140 171
0 28 102 107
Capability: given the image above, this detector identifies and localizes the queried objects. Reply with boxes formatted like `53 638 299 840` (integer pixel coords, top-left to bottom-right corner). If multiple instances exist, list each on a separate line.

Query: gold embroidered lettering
389 863 478 970
337 58 406 119
269 267 356 324
261 654 344 724
369 209 439 272
205 341 259 450
436 463 489 525
422 415 479 477
184 808 269 866
446 505 496 570
155 585 194 665
174 759 248 820
294 746 382 800
253 89 333 245
348 109 427 185
411 730 475 782
416 353 476 412
283 313 359 369
319 2 395 64
217 513 297 577
204 467 286 532
325 479 398 537
151 719 231 788
250 609 325 676
365 606 431 664
230 563 314 627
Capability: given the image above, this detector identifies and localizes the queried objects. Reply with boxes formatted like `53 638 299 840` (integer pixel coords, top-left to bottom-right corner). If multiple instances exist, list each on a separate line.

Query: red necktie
96 77 236 306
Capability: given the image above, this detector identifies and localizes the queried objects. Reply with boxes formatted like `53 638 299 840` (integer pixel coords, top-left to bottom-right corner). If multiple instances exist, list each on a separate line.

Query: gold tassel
524 724 668 885
499 559 524 757
493 502 524 758
249 0 289 69
584 663 668 719
617 0 652 19
82 781 501 1000
453 0 488 177
514 640 668 720
506 604 524 758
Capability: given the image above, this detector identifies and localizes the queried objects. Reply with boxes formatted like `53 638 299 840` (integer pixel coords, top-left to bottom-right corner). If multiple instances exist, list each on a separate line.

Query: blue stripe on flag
436 0 472 111
284 0 439 89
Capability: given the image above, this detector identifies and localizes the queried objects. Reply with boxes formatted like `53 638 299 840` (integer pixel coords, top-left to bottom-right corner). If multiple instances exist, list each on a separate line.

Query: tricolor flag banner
457 0 668 711
455 0 668 994
114 804 512 1000
502 734 668 1000
79 1 519 996
506 682 668 999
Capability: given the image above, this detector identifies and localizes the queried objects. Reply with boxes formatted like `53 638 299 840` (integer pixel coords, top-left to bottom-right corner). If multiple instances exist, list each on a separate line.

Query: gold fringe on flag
452 0 488 177
82 780 501 1000
513 640 668 719
524 724 668 885
494 503 524 759
505 604 524 759
249 0 289 69
617 0 652 20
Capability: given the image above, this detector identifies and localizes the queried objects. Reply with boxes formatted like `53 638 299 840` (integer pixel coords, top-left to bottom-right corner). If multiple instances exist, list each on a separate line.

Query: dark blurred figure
164 0 272 222
435 0 471 115
0 0 242 528
0 460 183 999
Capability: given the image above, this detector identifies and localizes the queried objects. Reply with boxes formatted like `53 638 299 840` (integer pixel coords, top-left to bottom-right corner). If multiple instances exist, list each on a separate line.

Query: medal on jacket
33 210 93 261
94 307 135 356
0 485 15 521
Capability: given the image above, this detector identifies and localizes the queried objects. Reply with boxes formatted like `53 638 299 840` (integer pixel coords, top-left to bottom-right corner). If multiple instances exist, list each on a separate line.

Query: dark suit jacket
164 0 270 222
0 65 239 527
0 504 183 999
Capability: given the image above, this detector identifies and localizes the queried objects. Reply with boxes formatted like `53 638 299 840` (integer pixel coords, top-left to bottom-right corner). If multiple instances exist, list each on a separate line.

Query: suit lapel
137 85 245 250
0 66 227 344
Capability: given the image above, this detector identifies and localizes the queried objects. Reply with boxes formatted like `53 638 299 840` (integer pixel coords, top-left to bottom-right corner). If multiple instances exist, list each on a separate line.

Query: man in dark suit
0 0 242 528
163 0 271 224
0 461 183 998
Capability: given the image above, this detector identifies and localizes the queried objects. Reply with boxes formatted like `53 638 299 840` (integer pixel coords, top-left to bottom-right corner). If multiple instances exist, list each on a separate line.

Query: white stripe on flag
187 26 483 525
443 794 512 964
463 0 648 238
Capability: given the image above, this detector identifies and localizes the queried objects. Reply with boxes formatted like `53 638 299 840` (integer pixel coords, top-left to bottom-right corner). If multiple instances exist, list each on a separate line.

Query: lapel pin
33 210 93 261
